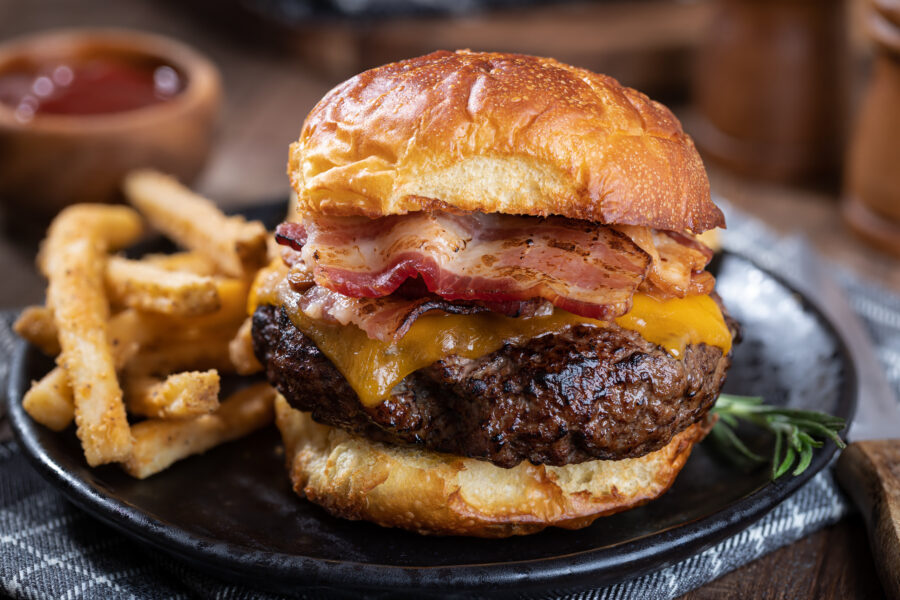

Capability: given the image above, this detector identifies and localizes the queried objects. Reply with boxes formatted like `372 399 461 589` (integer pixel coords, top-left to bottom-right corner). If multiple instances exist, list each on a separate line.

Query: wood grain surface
0 0 896 597
836 441 900 599
680 515 885 599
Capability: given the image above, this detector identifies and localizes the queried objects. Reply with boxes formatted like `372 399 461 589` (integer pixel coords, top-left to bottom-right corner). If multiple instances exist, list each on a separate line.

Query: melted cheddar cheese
252 262 733 407
616 293 733 360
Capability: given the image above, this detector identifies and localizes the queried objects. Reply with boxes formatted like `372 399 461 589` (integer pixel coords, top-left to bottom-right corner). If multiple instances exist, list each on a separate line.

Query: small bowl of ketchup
0 29 221 217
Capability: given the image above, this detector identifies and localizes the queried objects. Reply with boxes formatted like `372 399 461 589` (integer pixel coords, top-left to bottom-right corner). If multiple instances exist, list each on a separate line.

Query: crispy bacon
298 285 481 341
286 280 553 342
276 213 652 320
614 225 715 298
275 222 306 252
280 259 553 341
274 213 717 337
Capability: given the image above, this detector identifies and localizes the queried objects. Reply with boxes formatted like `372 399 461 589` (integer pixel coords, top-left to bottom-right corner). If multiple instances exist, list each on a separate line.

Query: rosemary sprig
710 394 847 480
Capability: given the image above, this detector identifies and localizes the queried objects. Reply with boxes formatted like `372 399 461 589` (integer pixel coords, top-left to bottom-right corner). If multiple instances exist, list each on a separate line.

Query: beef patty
253 304 736 468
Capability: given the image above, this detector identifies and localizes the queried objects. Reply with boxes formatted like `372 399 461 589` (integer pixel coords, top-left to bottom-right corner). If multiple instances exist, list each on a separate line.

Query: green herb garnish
710 394 846 480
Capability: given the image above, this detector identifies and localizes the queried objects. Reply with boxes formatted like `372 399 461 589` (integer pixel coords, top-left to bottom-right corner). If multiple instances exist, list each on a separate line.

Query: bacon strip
276 213 652 321
614 225 715 298
275 222 306 252
279 258 553 341
299 285 474 341
286 281 552 342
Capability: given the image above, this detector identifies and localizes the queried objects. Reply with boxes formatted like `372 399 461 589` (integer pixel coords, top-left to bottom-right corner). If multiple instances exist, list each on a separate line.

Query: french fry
108 309 155 367
124 171 268 278
125 370 220 419
106 255 221 316
13 306 156 363
77 279 246 386
140 251 219 276
14 306 60 356
19 308 153 432
151 277 248 333
22 178 272 476
120 278 249 351
125 334 237 376
28 297 248 428
115 280 247 382
37 204 144 275
229 317 262 375
43 205 143 466
22 367 74 431
121 383 276 479
113 286 245 365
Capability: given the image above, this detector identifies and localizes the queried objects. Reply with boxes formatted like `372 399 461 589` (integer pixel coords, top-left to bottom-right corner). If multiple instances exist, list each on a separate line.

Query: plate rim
6 250 858 593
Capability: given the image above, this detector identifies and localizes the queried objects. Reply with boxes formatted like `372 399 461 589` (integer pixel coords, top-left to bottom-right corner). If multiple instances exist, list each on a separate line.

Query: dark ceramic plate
7 204 856 596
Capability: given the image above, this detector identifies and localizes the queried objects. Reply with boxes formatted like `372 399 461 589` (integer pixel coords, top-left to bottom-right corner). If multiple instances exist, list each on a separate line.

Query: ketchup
0 57 183 122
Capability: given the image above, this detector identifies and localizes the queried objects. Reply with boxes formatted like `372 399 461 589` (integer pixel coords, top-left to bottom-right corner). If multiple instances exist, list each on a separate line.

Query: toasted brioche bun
289 50 723 233
275 396 711 538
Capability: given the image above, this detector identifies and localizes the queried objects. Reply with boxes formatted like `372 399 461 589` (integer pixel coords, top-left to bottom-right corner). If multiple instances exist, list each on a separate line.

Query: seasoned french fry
25 306 235 435
22 367 74 432
43 205 143 466
125 370 220 419
114 296 245 367
157 277 248 332
121 278 248 350
14 306 60 356
108 309 155 367
106 256 221 316
20 308 153 433
229 317 262 375
14 307 152 368
126 334 237 376
124 171 268 278
115 280 247 380
13 305 155 366
140 251 219 276
122 383 276 479
37 204 144 275
92 280 247 384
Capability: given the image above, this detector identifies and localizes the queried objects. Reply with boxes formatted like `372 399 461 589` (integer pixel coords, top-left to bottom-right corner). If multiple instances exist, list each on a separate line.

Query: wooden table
0 0 895 597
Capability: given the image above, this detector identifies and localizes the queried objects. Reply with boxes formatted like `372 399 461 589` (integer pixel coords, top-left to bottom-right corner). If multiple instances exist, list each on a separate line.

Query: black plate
6 207 856 595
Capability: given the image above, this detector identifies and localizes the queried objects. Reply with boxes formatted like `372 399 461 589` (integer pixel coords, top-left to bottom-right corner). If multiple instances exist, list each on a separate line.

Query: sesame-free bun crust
289 50 723 233
275 396 711 537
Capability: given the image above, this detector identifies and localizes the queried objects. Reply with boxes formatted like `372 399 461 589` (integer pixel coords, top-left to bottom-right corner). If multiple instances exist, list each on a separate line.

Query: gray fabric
836 270 900 393
0 207 897 599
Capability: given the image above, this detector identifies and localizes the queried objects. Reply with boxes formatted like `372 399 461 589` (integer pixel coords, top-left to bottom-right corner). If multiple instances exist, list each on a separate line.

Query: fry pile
15 170 272 478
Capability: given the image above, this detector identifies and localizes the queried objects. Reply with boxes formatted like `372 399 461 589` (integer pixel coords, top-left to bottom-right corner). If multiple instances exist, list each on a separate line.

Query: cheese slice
616 293 733 360
252 262 733 407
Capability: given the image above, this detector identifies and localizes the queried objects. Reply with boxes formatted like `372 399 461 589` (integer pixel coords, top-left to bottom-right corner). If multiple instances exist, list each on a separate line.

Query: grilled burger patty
252 304 736 468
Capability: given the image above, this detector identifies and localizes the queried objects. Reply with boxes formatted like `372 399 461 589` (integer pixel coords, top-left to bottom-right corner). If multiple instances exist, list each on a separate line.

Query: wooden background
0 0 895 597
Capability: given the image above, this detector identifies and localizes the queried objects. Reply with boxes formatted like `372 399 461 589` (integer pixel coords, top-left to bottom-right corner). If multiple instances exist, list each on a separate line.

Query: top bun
289 50 724 233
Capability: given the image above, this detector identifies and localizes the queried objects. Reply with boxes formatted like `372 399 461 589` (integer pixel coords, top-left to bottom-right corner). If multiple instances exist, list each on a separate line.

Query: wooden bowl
0 29 221 218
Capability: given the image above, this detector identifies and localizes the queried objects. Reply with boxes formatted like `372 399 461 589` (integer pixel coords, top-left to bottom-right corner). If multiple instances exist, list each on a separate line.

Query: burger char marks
252 303 737 468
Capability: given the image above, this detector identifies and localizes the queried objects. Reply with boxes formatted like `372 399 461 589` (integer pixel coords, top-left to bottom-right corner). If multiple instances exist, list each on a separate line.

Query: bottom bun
275 396 712 537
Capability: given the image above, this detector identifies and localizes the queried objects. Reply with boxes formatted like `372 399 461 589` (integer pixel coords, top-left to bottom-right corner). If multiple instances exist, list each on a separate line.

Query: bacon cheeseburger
251 51 737 537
